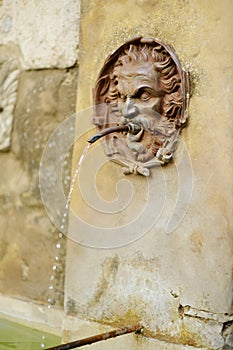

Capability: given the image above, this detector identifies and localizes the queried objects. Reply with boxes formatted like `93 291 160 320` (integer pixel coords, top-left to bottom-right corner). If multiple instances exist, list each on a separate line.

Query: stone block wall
0 1 80 307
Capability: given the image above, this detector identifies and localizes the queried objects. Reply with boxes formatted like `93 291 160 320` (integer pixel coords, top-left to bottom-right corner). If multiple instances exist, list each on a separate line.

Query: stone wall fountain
0 1 232 349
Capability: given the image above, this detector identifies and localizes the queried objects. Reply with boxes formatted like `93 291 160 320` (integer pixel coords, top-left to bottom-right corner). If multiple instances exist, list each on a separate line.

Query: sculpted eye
140 91 151 101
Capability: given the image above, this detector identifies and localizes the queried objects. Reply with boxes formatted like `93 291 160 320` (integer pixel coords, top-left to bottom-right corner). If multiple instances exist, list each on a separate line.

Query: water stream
40 143 91 349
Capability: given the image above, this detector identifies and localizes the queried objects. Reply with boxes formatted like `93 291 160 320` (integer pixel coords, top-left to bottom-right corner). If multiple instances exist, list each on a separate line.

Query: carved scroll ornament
92 37 190 176
0 58 19 151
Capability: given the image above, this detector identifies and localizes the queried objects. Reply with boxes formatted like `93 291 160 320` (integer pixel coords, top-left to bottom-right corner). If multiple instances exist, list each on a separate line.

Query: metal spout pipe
45 323 143 350
87 124 129 144
87 123 142 144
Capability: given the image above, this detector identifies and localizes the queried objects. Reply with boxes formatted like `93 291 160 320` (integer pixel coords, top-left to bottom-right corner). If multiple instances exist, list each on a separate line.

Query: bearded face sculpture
92 37 190 176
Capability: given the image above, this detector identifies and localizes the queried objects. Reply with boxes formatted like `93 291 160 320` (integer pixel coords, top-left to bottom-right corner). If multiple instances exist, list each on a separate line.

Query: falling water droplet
43 143 91 348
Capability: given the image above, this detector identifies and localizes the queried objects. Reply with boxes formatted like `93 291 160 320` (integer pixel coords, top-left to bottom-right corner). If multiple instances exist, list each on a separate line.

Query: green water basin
0 318 61 350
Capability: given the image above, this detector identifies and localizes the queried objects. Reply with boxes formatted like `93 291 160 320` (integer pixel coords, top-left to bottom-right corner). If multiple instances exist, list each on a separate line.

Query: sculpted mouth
122 115 154 133
127 122 142 135
127 123 144 142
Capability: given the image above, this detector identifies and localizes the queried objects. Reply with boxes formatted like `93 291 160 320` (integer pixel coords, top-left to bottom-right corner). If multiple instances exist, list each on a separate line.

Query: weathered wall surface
0 0 80 69
0 1 79 308
65 0 233 348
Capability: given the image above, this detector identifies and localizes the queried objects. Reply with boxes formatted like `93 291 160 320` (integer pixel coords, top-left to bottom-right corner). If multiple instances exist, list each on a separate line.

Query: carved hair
109 43 182 121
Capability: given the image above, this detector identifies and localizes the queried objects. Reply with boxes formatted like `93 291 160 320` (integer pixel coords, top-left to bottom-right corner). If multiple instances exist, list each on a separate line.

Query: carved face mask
116 62 163 121
92 37 190 176
114 62 167 161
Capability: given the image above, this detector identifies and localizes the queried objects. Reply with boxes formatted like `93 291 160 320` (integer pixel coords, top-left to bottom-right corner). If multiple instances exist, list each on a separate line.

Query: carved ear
95 75 110 98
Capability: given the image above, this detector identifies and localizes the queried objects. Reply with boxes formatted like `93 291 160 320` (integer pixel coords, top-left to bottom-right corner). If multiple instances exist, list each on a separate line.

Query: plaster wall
65 0 233 348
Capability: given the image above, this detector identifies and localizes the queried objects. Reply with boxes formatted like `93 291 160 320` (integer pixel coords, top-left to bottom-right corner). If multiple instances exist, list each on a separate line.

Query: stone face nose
123 97 139 119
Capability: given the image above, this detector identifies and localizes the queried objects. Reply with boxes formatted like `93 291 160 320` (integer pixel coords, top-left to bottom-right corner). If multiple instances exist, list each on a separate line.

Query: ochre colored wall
65 0 233 348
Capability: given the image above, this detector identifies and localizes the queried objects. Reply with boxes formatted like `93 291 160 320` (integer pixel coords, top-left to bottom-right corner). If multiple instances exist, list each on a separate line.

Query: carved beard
121 114 176 162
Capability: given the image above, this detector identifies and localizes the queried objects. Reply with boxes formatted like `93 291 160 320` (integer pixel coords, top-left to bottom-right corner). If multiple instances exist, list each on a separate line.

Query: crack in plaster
178 304 233 348
182 304 233 323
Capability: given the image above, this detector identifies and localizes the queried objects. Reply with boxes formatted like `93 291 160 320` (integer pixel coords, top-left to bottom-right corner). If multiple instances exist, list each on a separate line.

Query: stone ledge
62 316 209 350
0 294 63 335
